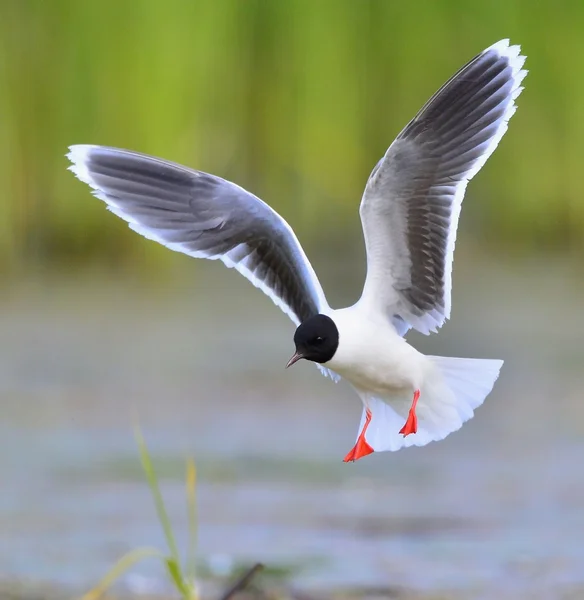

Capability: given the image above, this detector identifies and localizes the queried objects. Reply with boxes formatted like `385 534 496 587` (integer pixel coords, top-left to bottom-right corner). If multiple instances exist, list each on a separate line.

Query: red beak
285 351 304 368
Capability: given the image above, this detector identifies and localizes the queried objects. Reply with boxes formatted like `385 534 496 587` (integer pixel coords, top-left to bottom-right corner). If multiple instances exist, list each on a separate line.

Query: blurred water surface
2 254 584 598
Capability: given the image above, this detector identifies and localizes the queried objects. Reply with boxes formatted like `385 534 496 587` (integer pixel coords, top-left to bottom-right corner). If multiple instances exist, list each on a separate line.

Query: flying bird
67 39 526 461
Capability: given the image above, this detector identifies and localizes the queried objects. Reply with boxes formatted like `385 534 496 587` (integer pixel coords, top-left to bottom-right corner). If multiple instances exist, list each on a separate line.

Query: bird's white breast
324 305 425 395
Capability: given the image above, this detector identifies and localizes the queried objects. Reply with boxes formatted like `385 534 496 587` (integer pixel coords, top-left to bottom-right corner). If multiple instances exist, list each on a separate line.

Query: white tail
355 357 503 453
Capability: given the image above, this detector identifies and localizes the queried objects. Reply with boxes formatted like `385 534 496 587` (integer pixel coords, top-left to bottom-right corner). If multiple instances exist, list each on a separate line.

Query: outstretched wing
67 145 329 325
359 39 527 334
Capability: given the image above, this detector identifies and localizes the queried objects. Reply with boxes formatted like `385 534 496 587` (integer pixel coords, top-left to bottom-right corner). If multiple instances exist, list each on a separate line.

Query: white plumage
67 40 526 460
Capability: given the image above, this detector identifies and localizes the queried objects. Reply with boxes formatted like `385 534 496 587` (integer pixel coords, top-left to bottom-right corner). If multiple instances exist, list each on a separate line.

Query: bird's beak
285 351 304 368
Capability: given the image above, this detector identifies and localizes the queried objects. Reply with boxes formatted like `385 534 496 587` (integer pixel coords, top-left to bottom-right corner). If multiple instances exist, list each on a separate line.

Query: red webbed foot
399 389 420 437
343 409 374 462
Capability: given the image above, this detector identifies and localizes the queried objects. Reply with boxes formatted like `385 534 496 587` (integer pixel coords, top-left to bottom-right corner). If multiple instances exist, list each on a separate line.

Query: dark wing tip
399 39 527 146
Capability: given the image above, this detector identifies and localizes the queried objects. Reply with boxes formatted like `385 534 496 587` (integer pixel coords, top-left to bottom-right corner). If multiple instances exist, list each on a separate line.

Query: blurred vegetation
82 429 201 600
1 0 583 275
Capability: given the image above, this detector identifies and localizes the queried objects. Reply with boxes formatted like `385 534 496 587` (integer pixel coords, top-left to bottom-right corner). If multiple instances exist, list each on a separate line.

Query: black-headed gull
67 40 526 462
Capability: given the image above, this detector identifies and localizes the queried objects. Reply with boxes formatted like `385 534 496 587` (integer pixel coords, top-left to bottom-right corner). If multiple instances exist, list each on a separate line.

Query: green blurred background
2 0 583 275
3 1 584 598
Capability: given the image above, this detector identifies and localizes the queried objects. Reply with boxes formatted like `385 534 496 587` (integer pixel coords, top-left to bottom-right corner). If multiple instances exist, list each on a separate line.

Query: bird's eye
314 336 324 344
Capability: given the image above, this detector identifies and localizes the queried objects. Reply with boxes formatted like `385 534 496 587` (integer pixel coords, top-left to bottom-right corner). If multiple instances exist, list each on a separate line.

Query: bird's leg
343 408 374 462
399 389 420 436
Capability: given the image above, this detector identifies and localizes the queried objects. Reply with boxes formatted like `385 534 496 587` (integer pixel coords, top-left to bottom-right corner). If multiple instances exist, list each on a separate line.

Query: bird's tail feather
354 356 503 454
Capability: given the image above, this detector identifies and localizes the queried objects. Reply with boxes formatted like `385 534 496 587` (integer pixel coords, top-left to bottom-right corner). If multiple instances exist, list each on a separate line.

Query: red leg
399 389 420 437
343 409 374 462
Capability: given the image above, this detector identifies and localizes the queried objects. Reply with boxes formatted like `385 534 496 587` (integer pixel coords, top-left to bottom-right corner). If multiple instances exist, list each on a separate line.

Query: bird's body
319 304 501 455
67 40 526 460
324 305 421 395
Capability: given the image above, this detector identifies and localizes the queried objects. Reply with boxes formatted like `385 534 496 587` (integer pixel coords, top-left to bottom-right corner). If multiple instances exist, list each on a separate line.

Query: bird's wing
358 39 527 335
67 145 329 326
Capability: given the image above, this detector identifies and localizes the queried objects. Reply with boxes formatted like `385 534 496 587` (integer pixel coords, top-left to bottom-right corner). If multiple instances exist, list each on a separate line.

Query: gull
67 39 526 461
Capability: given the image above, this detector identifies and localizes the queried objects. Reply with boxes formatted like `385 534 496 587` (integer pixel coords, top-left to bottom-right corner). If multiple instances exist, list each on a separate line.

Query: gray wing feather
67 145 328 325
359 39 527 334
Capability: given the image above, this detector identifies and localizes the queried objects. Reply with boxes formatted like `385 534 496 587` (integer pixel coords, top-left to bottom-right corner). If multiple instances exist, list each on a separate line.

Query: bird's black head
286 314 339 368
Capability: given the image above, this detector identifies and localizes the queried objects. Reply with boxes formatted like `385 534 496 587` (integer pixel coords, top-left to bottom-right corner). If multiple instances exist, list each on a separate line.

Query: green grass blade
185 458 198 585
81 546 166 600
134 425 181 568
165 557 191 599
